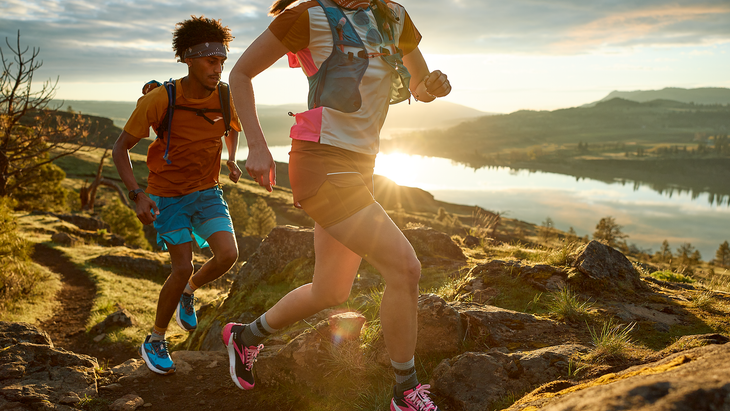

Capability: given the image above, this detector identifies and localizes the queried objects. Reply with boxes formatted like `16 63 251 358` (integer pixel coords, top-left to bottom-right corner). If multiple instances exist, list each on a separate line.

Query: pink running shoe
222 322 263 390
391 384 440 411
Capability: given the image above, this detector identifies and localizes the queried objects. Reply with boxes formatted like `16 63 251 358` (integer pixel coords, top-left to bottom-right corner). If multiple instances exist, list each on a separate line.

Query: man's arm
224 129 242 183
112 130 159 224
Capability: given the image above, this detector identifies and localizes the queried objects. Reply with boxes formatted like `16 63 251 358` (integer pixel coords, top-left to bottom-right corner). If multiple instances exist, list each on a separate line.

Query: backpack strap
162 79 175 165
217 82 232 137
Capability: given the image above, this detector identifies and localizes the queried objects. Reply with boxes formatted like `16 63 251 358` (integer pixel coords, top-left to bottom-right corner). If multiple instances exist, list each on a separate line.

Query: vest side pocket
290 107 324 142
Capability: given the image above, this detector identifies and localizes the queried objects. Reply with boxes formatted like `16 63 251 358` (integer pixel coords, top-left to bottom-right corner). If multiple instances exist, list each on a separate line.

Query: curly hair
172 15 234 61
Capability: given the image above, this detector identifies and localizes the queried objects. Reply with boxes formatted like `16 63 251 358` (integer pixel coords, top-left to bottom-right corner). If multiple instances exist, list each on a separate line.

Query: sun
373 152 420 186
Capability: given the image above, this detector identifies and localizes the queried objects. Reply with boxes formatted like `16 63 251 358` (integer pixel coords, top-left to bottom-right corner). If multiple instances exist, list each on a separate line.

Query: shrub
225 189 250 235
246 197 277 237
11 162 68 212
100 198 151 250
650 270 694 283
0 198 42 311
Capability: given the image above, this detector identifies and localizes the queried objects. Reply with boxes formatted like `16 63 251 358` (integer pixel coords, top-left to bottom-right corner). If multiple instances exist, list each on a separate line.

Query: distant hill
53 99 488 146
584 87 730 107
383 97 730 165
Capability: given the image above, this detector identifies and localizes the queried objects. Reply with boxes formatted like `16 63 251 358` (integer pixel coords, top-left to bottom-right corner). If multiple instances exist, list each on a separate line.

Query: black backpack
151 79 233 164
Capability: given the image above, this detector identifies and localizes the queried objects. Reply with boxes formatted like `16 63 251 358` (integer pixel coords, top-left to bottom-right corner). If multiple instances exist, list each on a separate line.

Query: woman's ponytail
270 0 298 16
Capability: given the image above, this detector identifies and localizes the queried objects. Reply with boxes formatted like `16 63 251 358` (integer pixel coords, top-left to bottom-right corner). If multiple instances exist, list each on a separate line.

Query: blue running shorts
148 186 234 250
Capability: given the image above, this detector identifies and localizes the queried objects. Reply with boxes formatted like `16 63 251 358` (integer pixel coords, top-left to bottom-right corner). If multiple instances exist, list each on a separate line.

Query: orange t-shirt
123 79 242 197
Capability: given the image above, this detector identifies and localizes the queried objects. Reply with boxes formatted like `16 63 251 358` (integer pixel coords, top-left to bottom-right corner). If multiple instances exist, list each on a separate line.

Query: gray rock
0 343 97 408
469 260 568 292
51 232 82 246
455 302 571 350
109 394 144 411
416 294 463 355
508 342 730 411
0 322 53 348
570 240 647 295
431 344 588 411
90 305 138 334
402 227 467 262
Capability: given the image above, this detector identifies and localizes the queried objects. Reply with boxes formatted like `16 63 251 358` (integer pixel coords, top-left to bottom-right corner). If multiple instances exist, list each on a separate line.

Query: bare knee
312 285 351 309
168 261 194 283
387 255 421 290
215 247 238 270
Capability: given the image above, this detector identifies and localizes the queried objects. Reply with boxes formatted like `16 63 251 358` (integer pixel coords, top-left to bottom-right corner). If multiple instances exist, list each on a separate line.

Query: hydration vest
289 0 412 113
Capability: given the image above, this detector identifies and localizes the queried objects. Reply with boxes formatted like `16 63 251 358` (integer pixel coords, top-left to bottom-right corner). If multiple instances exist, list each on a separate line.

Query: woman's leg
263 223 363 329
323 202 421 363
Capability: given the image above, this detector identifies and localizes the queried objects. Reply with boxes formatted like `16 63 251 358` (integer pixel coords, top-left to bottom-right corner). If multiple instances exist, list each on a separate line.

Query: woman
224 1 450 409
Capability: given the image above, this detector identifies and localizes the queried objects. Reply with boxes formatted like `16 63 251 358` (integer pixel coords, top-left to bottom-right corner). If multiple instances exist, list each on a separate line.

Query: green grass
649 270 695 283
546 287 594 322
585 319 637 363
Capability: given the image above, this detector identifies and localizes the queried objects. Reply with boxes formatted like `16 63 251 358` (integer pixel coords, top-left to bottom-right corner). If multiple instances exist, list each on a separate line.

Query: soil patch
34 243 136 367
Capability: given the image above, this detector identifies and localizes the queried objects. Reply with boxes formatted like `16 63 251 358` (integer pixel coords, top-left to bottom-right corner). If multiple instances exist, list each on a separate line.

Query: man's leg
189 230 239 287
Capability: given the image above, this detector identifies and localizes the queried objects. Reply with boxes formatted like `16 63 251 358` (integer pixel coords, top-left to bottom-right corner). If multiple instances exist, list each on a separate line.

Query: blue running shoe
139 335 175 375
175 292 197 331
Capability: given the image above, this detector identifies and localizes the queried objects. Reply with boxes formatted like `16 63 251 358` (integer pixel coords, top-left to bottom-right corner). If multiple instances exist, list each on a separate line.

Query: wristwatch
128 188 145 201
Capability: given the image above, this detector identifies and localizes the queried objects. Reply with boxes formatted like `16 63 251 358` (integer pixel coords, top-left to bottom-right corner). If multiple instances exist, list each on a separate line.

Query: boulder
0 342 98 408
469 260 568 292
0 322 53 348
402 227 467 263
256 312 367 389
51 231 82 246
416 294 463 355
90 305 138 334
454 302 571 350
569 240 647 295
431 344 588 411
507 342 730 411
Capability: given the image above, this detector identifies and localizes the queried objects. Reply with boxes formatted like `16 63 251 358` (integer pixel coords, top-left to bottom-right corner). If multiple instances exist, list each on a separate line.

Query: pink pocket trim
290 107 323 143
294 48 318 77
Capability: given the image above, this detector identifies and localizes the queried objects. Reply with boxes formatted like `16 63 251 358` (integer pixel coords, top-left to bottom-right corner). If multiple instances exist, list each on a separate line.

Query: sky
2 0 730 113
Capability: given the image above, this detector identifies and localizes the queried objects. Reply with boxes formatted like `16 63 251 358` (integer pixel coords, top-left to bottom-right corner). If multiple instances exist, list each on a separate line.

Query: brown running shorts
289 140 376 228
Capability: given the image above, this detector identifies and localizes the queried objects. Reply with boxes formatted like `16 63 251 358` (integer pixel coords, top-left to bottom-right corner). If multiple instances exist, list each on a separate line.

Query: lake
236 146 729 262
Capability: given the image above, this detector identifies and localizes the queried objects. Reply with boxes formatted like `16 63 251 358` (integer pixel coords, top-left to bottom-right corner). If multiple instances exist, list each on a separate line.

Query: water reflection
234 146 728 259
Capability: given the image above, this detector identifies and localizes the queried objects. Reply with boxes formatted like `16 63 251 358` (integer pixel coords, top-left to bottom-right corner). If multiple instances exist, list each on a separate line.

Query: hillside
382 98 730 165
53 99 488 146
587 87 730 107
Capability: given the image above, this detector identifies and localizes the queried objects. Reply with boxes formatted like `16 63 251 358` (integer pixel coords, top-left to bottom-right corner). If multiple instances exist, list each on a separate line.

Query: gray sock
392 357 418 395
241 313 277 347
149 329 166 342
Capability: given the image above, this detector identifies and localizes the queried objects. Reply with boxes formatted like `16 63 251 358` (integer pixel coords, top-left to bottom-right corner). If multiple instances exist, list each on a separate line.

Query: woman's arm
402 47 451 103
229 29 290 192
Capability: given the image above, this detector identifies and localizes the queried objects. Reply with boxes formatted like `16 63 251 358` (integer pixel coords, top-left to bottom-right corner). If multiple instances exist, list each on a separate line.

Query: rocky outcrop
0 322 53 348
506 342 730 411
569 240 647 295
455 302 572 351
0 322 98 410
432 344 588 411
469 260 568 292
403 227 467 263
90 305 138 335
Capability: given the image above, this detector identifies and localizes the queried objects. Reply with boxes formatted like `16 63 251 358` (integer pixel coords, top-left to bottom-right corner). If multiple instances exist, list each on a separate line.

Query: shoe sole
222 323 254 390
175 306 196 332
139 345 175 375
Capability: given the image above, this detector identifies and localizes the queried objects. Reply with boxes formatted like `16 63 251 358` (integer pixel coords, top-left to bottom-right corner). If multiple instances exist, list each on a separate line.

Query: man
112 15 242 375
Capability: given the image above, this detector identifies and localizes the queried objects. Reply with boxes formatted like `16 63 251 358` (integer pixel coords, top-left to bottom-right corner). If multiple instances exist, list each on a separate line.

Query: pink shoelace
244 344 264 371
404 384 437 411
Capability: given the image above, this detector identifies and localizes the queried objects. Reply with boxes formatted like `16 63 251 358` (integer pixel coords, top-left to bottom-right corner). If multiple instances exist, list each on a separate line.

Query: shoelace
151 340 171 359
245 344 264 371
404 384 437 411
181 294 196 315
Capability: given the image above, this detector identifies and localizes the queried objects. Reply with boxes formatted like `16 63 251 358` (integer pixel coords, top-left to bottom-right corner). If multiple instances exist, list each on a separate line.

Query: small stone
93 334 106 343
101 383 123 391
206 360 219 369
109 394 144 411
143 404 152 408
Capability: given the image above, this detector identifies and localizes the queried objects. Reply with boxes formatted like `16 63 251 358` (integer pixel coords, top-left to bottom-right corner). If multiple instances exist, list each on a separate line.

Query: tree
539 217 554 243
1 31 106 203
676 242 699 266
658 240 672 262
592 216 628 247
716 241 730 267
225 189 250 235
246 197 276 237
100 197 150 250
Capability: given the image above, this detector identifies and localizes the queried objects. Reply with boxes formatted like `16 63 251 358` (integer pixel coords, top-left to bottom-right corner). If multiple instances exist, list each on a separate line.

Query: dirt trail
34 243 136 366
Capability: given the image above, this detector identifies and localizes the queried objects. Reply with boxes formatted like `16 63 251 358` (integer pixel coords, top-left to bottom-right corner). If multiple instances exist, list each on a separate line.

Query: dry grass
584 319 637 363
547 287 594 322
